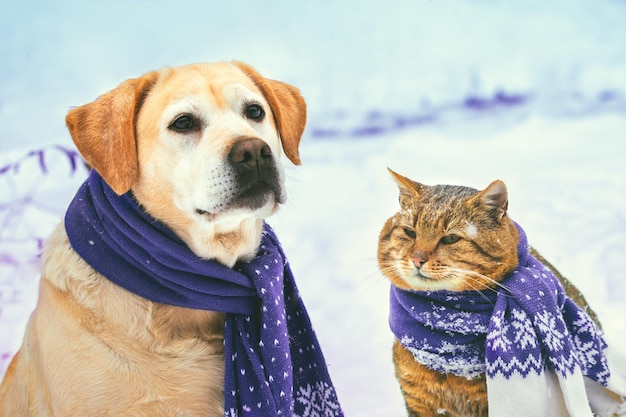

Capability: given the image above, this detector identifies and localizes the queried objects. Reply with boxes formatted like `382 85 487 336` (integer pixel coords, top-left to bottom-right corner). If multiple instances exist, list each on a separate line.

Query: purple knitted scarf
389 224 620 416
65 171 343 417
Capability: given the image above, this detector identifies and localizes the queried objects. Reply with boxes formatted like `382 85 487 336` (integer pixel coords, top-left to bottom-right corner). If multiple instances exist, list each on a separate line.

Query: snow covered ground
1 1 625 415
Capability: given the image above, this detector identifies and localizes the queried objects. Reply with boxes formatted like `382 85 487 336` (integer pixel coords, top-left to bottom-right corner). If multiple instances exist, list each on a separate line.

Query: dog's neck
189 217 265 267
130 187 270 268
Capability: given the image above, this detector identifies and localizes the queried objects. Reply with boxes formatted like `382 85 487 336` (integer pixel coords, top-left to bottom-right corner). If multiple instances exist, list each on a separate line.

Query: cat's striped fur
378 169 600 417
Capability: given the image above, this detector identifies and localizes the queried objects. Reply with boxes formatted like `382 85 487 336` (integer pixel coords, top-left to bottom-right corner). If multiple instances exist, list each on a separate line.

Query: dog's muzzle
226 138 284 210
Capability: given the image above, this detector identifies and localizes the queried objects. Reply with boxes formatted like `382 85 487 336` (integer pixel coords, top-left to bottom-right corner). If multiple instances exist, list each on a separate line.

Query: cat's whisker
377 264 413 287
445 267 513 295
355 258 388 277
354 257 381 269
359 269 387 286
377 263 406 277
456 279 497 304
442 271 499 303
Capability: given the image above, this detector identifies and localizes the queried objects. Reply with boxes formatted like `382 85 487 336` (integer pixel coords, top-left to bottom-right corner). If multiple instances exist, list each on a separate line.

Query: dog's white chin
186 202 279 267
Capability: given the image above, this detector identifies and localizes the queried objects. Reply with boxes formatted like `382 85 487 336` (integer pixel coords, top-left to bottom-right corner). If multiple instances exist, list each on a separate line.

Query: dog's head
65 62 306 266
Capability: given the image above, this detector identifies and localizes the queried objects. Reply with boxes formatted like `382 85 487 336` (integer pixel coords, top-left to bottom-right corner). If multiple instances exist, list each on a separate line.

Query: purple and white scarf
65 171 343 417
390 224 625 417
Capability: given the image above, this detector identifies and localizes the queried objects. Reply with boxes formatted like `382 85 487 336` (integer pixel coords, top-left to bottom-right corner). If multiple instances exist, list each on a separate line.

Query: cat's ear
388 168 425 211
471 180 509 221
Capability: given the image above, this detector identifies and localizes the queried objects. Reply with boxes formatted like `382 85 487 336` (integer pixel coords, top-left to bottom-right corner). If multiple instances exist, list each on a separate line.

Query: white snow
1 1 626 416
465 222 478 239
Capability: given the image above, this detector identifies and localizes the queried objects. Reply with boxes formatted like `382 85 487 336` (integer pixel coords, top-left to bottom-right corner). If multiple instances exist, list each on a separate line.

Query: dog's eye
245 104 265 121
169 115 199 132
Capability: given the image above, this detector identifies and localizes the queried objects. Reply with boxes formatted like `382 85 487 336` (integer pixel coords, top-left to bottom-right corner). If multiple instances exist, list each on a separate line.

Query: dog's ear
65 72 159 195
233 62 306 165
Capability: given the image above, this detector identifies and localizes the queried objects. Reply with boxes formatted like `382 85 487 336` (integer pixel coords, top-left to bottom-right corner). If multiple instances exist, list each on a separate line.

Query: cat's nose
412 251 427 268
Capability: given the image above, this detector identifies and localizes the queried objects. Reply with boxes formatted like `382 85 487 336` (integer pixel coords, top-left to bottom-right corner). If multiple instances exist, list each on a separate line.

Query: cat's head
378 169 519 292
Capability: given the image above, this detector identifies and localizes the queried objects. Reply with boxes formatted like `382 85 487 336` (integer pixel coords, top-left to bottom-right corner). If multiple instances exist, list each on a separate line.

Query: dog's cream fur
0 61 306 416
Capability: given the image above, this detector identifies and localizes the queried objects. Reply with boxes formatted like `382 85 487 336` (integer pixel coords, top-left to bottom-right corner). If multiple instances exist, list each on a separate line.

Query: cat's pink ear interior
387 168 425 210
474 180 509 220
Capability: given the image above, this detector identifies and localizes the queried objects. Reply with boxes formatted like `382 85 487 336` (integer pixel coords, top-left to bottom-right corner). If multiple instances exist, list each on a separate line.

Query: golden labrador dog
0 61 306 416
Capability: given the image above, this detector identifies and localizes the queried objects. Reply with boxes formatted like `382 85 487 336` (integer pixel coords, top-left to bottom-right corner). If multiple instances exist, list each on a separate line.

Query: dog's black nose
226 138 282 210
229 138 272 170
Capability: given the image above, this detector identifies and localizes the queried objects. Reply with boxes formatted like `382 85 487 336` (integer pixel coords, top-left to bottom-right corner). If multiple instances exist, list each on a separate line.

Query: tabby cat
377 169 600 417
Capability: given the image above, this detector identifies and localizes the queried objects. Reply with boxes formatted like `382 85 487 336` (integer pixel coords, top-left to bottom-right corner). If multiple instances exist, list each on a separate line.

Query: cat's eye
403 227 416 239
440 235 461 245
